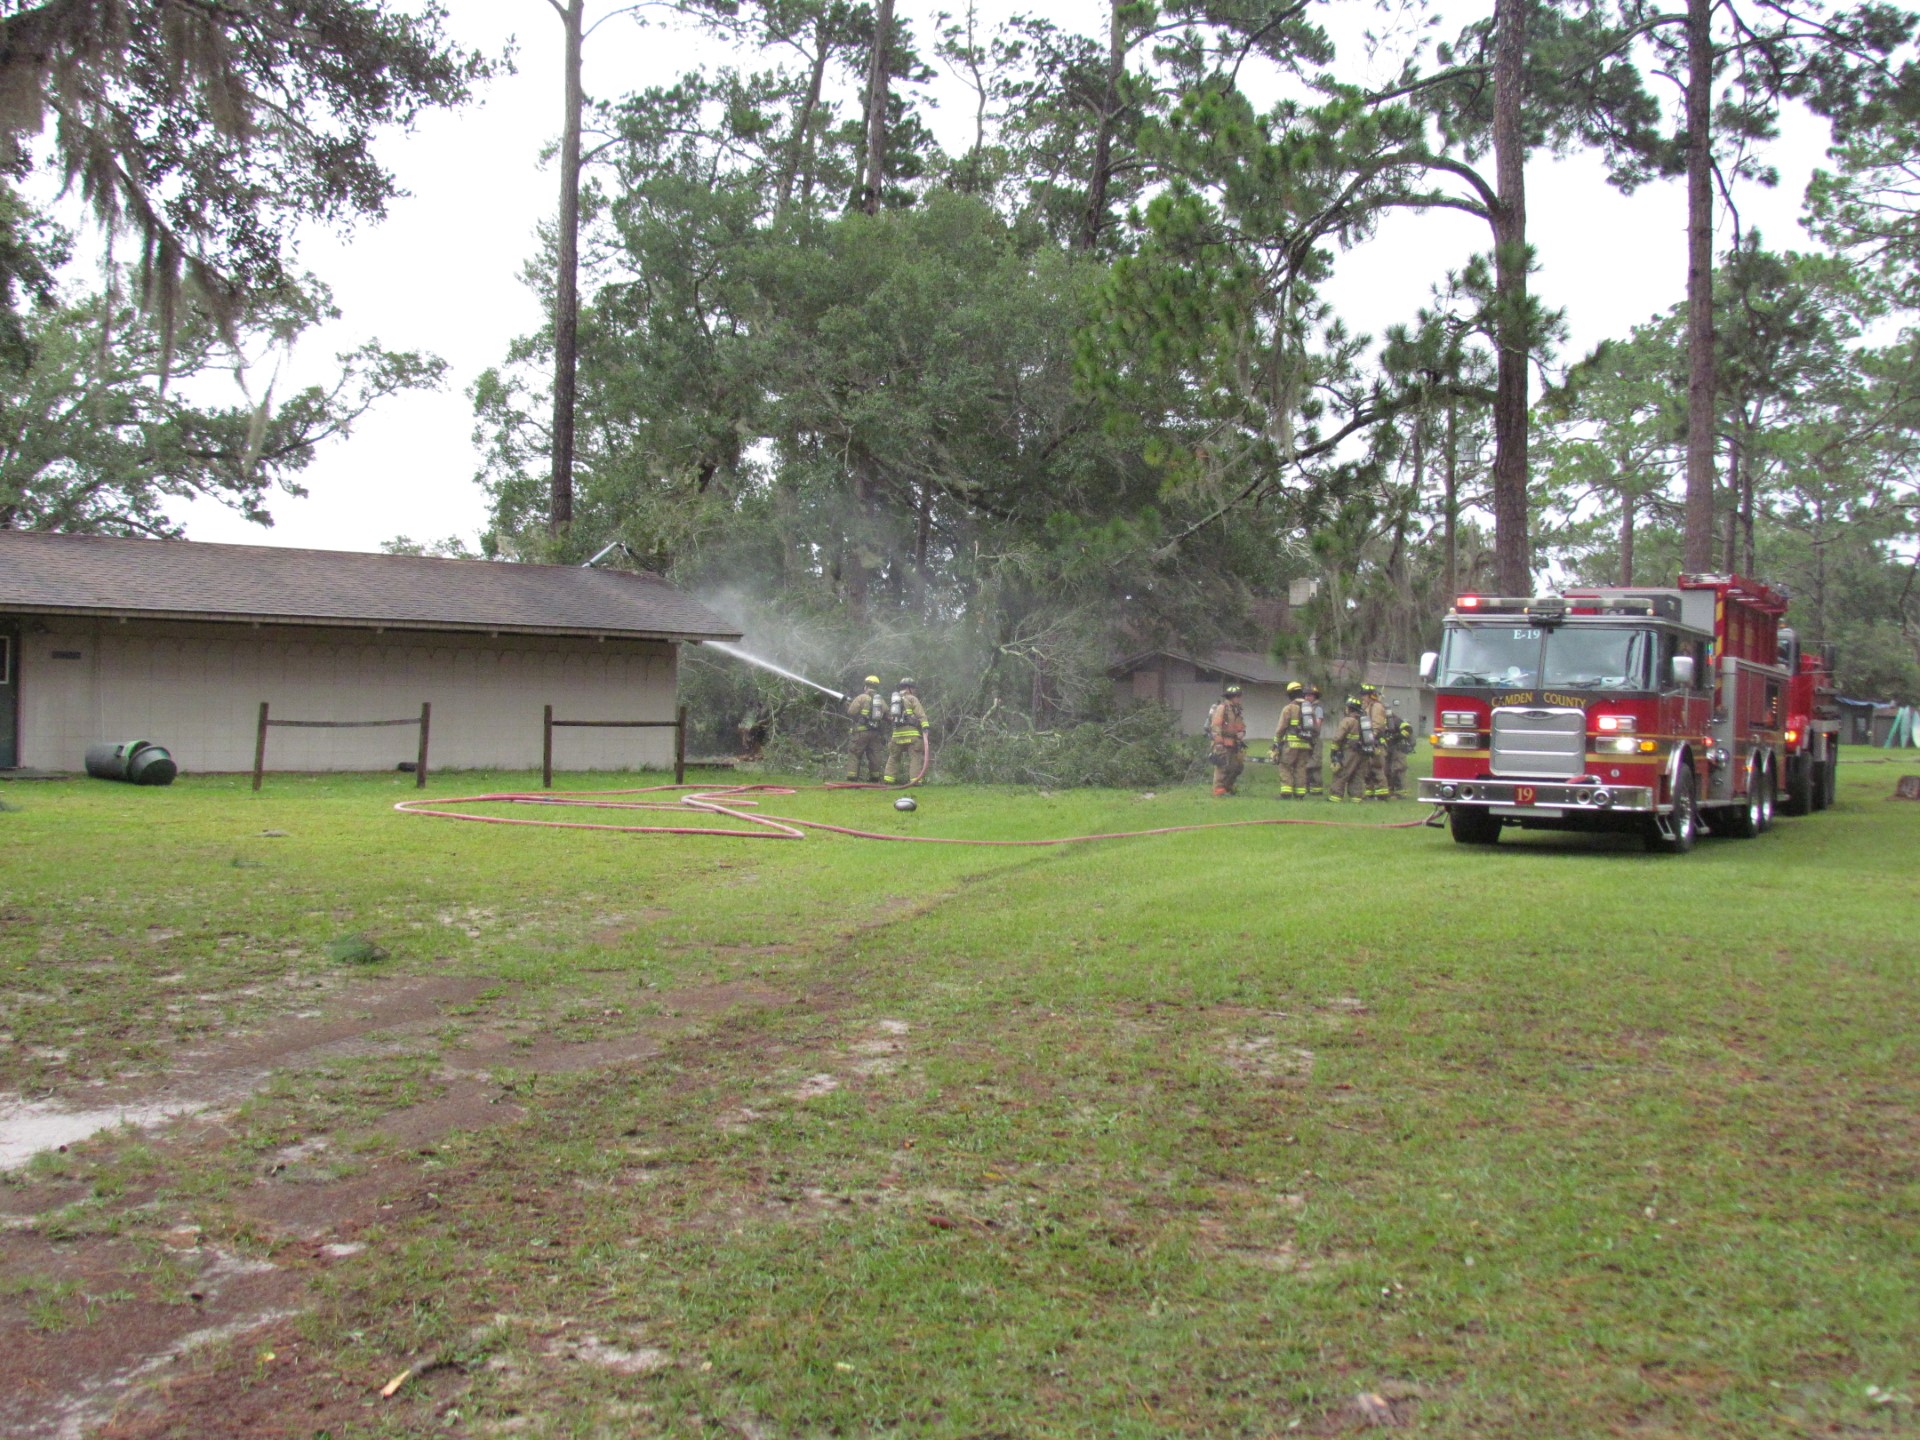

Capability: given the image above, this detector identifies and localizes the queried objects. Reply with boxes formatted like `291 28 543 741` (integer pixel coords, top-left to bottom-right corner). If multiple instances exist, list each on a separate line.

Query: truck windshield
1541 627 1652 690
1438 624 1653 690
1437 626 1544 687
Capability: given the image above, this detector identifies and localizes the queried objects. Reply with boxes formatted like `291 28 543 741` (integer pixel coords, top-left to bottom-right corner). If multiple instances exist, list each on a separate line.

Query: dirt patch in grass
0 1233 306 1440
0 972 809 1437
0 974 501 1170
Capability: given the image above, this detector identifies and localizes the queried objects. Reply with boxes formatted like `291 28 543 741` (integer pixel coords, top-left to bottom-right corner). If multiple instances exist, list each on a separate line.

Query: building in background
1109 650 1424 742
0 531 738 774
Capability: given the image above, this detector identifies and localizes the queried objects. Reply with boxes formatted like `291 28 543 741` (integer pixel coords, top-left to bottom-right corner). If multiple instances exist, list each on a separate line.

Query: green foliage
0 272 445 535
0 0 494 343
940 703 1200 788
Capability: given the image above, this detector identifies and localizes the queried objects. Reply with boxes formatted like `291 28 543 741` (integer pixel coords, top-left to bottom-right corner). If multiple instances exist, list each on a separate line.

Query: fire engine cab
1416 574 1838 853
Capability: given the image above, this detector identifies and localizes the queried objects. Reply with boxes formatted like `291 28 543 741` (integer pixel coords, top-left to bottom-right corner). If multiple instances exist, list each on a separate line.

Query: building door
0 623 16 768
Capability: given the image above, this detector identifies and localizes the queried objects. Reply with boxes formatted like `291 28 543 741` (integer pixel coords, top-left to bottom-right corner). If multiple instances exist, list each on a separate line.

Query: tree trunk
1489 0 1531 595
860 0 895 215
1682 0 1716 572
1079 0 1126 253
1739 415 1756 575
1723 428 1739 572
548 0 584 537
1619 492 1634 586
777 17 831 208
1443 395 1459 600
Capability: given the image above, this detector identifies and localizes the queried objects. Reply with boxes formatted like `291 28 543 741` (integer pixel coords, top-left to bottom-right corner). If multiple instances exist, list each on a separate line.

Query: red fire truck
1416 574 1840 852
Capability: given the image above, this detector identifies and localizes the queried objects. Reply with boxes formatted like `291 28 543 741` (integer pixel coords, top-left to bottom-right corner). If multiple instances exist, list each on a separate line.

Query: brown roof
1108 647 1292 685
0 530 741 642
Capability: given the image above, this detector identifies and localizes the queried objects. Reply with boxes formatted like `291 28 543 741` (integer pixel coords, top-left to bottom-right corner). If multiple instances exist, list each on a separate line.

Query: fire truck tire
1721 761 1770 839
1757 759 1778 831
1645 768 1698 854
1814 745 1838 811
1781 754 1813 817
1447 806 1502 846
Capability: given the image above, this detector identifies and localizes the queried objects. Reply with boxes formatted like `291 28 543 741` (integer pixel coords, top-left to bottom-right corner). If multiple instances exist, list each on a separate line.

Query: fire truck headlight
1436 732 1486 750
1785 728 1800 744
1441 710 1477 728
1595 714 1637 733
1595 737 1638 755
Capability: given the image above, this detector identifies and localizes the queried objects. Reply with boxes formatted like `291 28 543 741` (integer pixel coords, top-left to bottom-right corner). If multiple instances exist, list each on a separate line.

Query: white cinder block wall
19 620 679 773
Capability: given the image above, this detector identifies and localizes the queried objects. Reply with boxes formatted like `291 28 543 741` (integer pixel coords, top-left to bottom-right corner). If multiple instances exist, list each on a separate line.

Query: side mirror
1418 651 1438 683
1671 655 1695 688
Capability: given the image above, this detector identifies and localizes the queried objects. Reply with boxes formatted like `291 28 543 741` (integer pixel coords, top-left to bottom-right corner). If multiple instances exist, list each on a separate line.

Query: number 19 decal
1515 785 1537 806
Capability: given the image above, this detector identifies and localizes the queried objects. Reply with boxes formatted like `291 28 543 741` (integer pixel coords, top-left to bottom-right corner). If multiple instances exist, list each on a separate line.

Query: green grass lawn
1 758 1915 1437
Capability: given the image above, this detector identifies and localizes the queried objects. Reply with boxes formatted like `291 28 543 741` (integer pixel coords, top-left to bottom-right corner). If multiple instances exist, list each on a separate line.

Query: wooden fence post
252 702 270 791
543 704 554 789
675 704 687 785
416 702 431 788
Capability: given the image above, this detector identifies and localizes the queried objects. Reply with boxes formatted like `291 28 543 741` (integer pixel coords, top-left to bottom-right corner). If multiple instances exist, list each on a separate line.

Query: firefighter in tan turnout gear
1207 685 1248 796
844 675 888 782
1385 713 1416 801
883 678 929 785
1361 682 1392 800
1302 682 1326 796
1328 696 1372 802
1273 681 1313 799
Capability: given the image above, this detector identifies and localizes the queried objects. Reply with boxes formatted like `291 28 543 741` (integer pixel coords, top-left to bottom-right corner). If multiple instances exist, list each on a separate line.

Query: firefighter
883 677 929 785
1207 684 1248 796
1327 696 1371 801
1361 682 1392 800
1274 681 1313 798
1302 682 1326 796
844 674 888 782
1385 711 1417 801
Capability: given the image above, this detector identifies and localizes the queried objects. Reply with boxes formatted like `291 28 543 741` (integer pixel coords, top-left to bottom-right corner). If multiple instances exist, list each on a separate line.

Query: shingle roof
1108 647 1291 685
0 530 741 642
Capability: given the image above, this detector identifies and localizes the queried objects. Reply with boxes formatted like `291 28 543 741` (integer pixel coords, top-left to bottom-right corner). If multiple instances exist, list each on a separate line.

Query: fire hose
394 780 1436 846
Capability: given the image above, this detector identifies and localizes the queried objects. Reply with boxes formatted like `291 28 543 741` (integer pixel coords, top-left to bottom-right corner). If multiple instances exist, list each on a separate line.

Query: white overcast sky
152 0 1830 554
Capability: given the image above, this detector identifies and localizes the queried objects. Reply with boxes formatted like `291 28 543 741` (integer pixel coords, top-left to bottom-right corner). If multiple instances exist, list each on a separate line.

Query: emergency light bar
1451 594 1568 622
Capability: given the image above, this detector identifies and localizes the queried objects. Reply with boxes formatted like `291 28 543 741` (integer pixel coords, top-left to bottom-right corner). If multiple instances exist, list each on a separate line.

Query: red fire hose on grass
394 780 1434 846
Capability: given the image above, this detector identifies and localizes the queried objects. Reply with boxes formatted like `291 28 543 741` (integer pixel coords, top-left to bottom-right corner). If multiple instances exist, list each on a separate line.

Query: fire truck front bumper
1417 778 1656 814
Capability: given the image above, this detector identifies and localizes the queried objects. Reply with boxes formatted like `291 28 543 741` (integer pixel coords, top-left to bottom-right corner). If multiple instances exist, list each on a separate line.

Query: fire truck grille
1491 707 1585 777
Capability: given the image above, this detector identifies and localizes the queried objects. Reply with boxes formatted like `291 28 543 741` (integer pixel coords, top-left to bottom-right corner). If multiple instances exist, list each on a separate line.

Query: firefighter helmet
1346 696 1363 711
864 674 880 686
899 676 916 689
1306 683 1321 696
1360 682 1380 695
1286 681 1304 695
1224 684 1243 697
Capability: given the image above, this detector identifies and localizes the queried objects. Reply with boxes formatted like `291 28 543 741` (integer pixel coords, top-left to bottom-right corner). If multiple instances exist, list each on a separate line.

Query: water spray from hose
703 640 846 700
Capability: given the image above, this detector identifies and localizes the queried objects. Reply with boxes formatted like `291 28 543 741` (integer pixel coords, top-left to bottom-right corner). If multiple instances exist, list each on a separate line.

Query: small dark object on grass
397 761 417 773
1894 775 1920 800
328 934 389 965
894 796 917 812
231 856 264 869
260 829 290 838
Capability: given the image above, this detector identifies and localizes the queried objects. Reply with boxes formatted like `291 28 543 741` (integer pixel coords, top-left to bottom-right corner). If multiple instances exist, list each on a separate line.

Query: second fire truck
1416 574 1841 853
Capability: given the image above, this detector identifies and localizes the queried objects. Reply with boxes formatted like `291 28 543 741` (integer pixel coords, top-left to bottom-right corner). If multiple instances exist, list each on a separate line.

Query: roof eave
9 604 742 644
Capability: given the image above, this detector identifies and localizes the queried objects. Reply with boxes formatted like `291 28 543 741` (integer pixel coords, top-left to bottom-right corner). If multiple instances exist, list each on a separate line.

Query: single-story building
1836 696 1918 748
0 530 739 774
1110 649 1426 742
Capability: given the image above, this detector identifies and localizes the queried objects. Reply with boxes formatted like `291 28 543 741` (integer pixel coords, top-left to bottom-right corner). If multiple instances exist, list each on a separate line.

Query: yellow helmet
1286 681 1304 695
864 675 880 686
